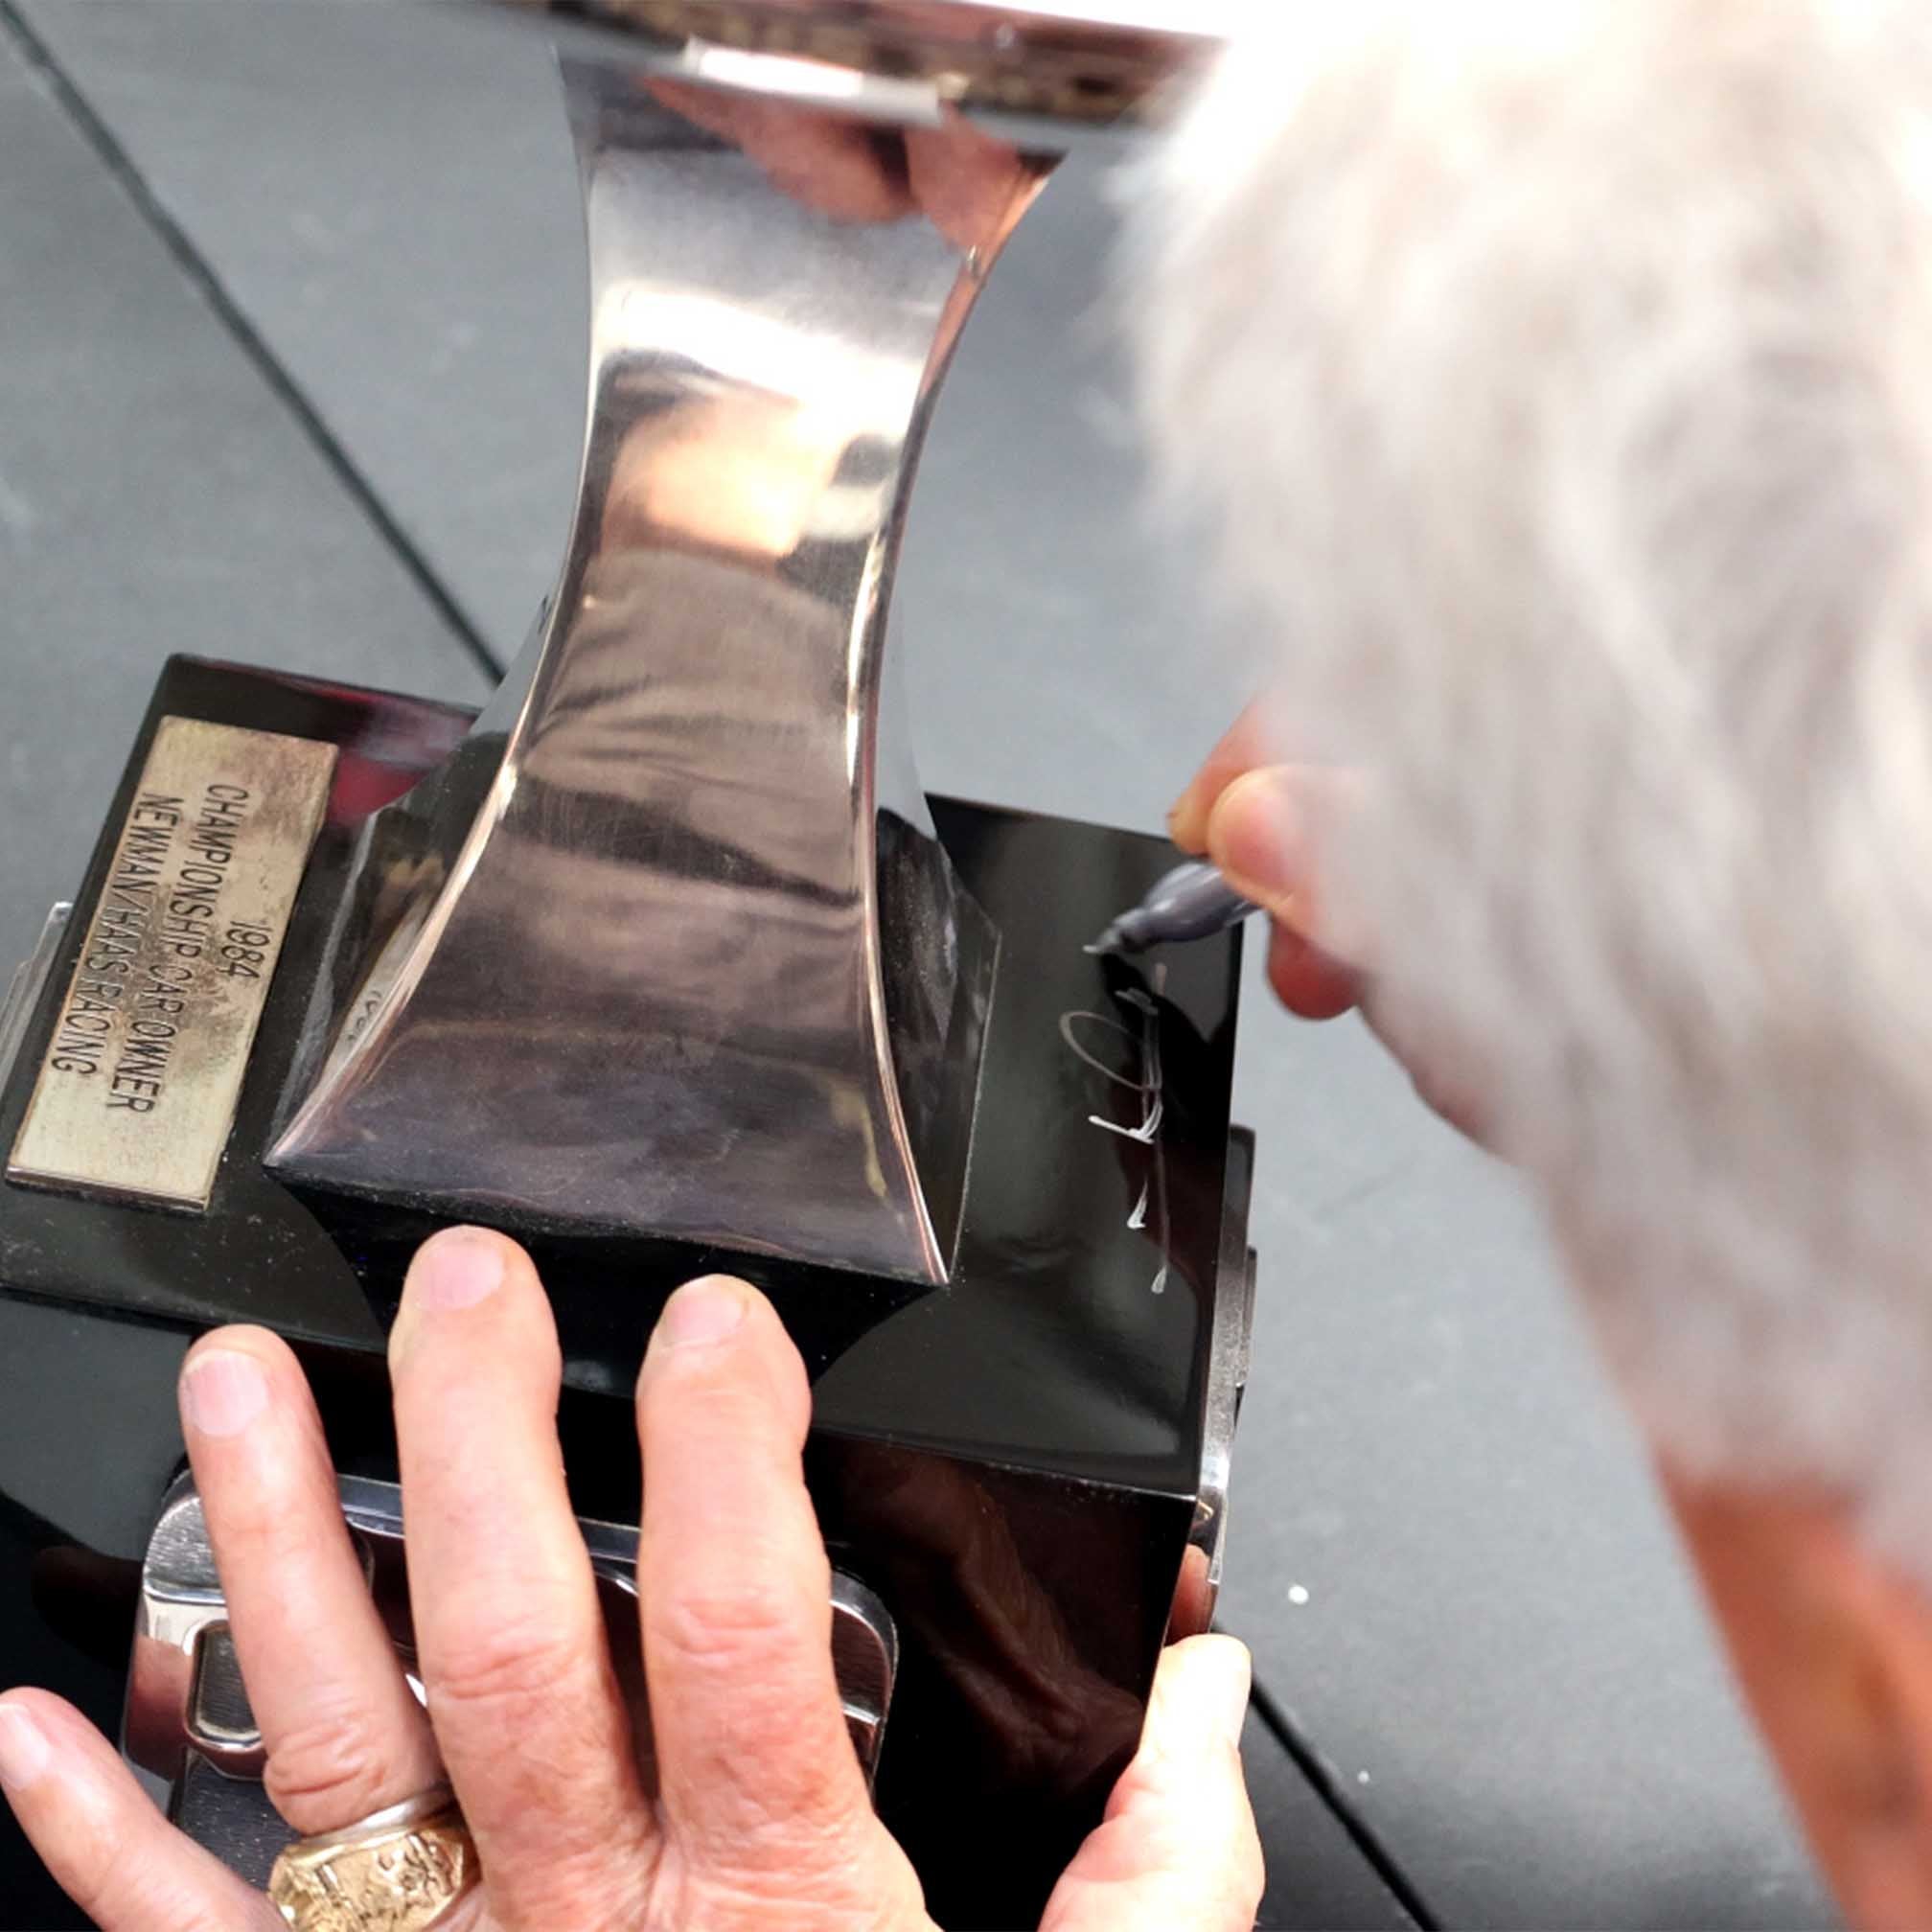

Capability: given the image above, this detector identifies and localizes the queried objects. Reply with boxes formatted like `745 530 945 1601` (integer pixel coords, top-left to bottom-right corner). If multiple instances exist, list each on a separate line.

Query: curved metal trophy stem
268 53 1048 1281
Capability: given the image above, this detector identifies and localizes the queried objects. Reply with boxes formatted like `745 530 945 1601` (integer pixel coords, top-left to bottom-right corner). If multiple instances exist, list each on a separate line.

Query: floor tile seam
0 0 507 689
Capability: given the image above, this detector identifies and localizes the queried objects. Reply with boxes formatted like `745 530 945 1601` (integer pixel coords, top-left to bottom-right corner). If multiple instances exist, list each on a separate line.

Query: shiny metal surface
1203 1132 1256 1586
127 1472 900 1823
830 1571 899 1771
501 0 1229 139
1172 1122 1254 1635
126 1474 262 1782
0 903 71 1094
268 35 1082 1280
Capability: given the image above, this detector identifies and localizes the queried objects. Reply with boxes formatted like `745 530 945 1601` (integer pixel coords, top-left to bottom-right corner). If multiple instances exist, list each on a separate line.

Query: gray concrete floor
0 4 1835 1925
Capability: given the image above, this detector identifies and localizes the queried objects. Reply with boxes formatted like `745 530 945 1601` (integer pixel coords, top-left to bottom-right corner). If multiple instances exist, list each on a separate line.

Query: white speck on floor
1287 1584 1310 1606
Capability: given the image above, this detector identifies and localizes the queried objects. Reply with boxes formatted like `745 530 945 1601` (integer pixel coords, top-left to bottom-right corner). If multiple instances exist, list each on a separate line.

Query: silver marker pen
1087 859 1258 956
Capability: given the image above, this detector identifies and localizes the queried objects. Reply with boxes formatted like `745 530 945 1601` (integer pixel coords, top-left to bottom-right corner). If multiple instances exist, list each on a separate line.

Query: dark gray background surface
0 4 1830 1925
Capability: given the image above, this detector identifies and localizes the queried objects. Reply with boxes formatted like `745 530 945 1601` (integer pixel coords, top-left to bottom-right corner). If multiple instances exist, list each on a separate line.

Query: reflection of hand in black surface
0 1229 1263 1932
836 1446 1223 1782
845 1445 1143 1790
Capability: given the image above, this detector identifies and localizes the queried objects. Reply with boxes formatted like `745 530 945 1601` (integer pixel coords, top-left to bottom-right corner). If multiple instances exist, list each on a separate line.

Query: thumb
1208 766 1366 1021
1205 766 1320 932
1039 1636 1264 1932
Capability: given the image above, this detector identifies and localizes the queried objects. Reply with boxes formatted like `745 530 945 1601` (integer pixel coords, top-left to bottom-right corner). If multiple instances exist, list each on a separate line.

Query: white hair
1134 0 1932 1574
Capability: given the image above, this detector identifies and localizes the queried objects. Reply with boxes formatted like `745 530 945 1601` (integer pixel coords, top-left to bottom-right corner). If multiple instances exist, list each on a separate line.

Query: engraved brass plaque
8 718 336 1209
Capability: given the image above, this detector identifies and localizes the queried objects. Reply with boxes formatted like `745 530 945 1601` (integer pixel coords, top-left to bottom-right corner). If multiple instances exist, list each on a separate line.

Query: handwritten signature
1058 967 1171 1294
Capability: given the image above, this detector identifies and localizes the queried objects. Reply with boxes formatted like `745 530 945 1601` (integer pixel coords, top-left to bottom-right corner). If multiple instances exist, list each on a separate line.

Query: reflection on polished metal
127 1472 898 1837
520 0 1231 135
270 4 1211 1280
0 903 70 1097
1188 1126 1255 1619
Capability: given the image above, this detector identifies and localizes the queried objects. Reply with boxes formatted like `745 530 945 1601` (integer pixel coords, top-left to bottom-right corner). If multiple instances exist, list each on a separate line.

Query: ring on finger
267 1781 479 1931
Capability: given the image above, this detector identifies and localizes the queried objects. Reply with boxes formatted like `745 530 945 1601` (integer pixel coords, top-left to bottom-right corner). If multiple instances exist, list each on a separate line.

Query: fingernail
1167 784 1208 854
180 1349 269 1439
653 1276 748 1352
410 1228 506 1313
0 1704 50 1792
1206 768 1303 918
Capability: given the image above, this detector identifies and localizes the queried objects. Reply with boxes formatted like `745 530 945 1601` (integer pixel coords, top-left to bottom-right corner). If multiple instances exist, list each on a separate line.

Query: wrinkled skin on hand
0 1230 1262 1932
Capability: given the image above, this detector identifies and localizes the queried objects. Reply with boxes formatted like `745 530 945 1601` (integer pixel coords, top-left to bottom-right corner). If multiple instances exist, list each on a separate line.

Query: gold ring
267 1782 480 1932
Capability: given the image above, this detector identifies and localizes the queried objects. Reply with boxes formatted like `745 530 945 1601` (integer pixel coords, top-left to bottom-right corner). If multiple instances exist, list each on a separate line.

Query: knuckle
200 1448 334 1562
427 1616 586 1725
209 1482 310 1560
264 1702 401 1826
652 1581 810 1680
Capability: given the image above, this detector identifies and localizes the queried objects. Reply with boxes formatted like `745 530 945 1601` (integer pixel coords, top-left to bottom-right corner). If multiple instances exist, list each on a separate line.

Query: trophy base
0 656 1254 1929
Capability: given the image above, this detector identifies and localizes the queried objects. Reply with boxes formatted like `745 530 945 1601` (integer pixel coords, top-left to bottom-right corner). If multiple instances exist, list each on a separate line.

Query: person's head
1135 1 1932 1920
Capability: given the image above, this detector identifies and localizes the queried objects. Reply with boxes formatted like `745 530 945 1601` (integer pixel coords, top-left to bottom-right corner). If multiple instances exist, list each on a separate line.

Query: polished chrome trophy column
0 7 1254 1924
266 38 1033 1282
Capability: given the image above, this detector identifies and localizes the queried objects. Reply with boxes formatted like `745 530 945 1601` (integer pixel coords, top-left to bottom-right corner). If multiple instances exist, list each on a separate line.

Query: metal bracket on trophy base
126 1470 898 1887
0 655 1254 1929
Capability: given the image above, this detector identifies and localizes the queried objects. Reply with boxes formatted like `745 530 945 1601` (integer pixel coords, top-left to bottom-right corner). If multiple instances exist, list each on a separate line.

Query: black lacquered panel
0 657 1242 1500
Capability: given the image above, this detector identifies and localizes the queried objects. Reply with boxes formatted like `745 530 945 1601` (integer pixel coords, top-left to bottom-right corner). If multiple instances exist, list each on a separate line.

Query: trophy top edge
496 0 1228 135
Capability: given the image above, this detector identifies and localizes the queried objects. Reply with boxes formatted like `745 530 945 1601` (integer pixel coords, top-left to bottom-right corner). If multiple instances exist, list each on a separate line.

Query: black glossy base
0 657 1249 1928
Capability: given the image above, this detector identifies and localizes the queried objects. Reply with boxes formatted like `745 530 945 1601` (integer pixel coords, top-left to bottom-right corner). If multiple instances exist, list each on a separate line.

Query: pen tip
1085 926 1123 956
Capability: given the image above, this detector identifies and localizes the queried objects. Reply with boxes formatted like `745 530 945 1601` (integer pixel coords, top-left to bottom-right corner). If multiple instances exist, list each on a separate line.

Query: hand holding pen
1150 702 1490 1144
1091 705 1358 1022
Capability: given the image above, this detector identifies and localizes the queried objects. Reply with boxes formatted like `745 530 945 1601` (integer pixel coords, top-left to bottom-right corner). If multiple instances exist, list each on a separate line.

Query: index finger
634 1276 873 1867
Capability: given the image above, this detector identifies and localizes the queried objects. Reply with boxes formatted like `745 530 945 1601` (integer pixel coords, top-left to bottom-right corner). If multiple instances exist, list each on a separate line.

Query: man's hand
0 1229 1263 1932
1168 702 1364 1024
1174 700 1492 1145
